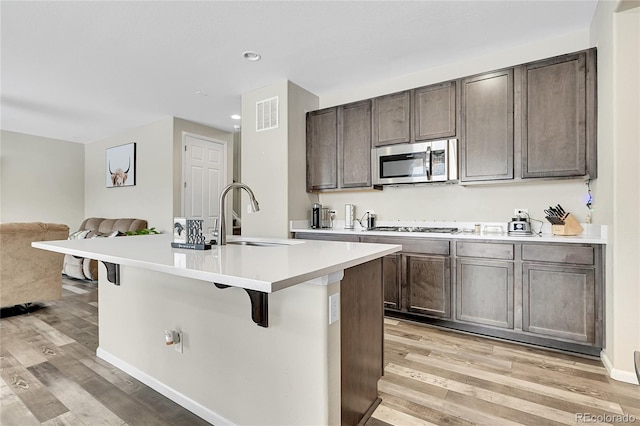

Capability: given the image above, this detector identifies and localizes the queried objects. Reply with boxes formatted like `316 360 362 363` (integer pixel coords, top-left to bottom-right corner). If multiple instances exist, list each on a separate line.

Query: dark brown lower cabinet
382 254 401 310
456 259 514 329
293 232 605 356
340 259 383 426
406 255 451 319
522 263 596 344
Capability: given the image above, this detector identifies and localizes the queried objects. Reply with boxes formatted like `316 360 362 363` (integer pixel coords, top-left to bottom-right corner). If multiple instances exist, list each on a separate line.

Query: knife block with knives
545 204 584 236
551 213 584 236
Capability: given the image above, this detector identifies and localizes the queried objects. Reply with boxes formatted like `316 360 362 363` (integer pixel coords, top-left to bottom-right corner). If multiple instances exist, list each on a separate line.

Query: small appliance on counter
311 203 322 229
345 204 355 229
357 211 377 230
321 208 334 229
507 217 533 235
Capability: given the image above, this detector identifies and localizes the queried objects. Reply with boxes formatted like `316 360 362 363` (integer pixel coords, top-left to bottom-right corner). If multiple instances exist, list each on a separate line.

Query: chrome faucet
215 182 260 245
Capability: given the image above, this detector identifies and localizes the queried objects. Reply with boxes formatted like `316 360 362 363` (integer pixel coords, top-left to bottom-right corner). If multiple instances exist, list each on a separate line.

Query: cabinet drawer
522 244 594 265
361 236 449 255
456 241 514 260
294 233 359 242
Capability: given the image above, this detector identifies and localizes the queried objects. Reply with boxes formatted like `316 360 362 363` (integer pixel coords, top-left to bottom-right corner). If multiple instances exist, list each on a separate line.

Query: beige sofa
62 217 148 281
0 222 70 308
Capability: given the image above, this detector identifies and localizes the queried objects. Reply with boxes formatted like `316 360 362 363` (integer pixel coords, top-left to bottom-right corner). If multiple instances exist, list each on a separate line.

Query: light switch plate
329 293 340 324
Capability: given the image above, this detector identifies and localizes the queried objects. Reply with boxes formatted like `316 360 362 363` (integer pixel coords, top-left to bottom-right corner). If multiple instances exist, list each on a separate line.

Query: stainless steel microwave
372 139 457 185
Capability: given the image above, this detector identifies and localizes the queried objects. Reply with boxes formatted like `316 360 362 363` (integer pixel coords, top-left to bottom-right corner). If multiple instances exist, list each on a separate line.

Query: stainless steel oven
372 139 457 185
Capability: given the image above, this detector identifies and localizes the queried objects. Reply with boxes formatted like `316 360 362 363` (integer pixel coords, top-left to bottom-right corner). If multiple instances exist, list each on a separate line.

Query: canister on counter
345 204 355 229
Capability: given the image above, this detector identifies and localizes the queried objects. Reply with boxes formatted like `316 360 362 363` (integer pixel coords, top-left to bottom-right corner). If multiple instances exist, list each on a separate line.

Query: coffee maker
311 203 322 229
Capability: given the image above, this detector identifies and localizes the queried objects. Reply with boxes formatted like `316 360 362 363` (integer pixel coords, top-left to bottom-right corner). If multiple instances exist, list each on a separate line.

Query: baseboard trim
600 350 640 385
97 347 236 425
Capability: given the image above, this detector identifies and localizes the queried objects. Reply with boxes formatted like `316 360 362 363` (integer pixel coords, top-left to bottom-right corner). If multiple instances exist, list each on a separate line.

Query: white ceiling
1 0 599 144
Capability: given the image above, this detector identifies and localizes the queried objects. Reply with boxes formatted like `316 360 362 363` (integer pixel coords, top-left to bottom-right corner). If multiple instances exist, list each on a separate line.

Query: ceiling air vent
256 96 279 132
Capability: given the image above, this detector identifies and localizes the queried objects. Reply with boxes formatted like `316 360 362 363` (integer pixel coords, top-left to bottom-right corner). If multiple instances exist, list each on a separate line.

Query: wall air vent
256 96 279 132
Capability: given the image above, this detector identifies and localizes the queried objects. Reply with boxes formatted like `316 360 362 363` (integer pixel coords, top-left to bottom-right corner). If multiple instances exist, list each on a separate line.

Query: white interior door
183 134 227 236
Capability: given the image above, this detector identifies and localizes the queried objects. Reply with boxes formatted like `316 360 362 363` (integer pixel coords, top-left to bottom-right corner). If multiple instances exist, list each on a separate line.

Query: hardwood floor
0 278 209 426
369 318 640 426
1 277 638 425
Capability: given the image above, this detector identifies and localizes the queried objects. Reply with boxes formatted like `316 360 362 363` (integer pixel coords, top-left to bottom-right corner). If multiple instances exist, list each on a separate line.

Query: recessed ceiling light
231 114 241 120
242 51 261 61
195 90 208 96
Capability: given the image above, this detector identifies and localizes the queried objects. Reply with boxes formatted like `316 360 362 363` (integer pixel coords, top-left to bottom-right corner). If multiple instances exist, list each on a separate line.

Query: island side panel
341 258 384 425
97 264 340 426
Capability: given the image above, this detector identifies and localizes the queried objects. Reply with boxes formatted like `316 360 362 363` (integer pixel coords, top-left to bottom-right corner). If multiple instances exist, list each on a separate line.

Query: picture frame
106 142 136 187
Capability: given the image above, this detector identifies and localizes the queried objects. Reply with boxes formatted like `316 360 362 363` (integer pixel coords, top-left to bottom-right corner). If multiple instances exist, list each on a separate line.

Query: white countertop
33 234 401 293
290 220 607 244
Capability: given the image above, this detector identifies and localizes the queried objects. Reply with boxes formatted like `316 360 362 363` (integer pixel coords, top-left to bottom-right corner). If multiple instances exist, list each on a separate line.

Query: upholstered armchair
0 222 70 308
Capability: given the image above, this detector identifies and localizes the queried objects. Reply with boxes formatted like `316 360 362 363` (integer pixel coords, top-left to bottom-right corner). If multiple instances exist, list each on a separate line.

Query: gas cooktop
369 226 459 234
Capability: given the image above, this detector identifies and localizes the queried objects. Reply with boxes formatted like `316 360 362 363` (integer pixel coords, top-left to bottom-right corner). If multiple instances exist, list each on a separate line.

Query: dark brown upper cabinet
339 100 372 188
306 100 374 192
522 50 596 178
306 107 338 191
460 69 515 182
414 81 456 141
372 91 411 146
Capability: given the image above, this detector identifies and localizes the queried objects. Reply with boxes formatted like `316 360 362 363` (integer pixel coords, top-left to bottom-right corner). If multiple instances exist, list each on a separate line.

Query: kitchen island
34 234 401 426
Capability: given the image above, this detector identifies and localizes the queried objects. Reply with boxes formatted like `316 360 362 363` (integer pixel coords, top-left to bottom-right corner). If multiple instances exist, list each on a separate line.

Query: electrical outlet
174 331 183 353
514 208 528 217
329 293 340 324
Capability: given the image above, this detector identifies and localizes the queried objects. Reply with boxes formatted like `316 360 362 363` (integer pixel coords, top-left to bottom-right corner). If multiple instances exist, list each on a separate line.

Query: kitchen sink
227 240 304 247
227 241 290 247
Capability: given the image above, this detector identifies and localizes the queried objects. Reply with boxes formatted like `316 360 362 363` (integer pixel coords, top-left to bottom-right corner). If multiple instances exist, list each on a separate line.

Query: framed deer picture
106 142 136 187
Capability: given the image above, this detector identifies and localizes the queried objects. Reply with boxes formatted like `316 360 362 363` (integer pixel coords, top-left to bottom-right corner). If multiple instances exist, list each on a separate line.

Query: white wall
0 130 84 228
84 117 233 235
84 118 174 232
591 0 640 383
241 80 320 238
318 30 595 226
287 81 321 224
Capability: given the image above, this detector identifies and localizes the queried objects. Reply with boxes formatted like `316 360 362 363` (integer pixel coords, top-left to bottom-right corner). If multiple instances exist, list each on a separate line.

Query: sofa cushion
63 218 148 281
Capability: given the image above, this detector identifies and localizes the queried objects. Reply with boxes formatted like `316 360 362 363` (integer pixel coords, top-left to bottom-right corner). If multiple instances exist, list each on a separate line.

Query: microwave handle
424 147 431 178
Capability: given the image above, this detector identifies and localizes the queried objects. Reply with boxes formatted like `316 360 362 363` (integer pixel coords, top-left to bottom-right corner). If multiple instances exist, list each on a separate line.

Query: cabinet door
373 91 411 146
456 259 514 329
306 108 338 191
406 255 451 319
460 69 514 181
522 263 596 344
522 53 587 178
382 254 401 310
340 100 372 188
414 81 456 141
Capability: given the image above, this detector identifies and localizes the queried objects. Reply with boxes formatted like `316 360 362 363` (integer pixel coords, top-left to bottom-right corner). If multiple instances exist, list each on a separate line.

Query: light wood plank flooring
1 277 638 425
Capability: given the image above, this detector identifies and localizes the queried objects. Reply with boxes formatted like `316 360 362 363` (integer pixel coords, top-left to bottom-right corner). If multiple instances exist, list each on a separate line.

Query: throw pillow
69 230 90 240
90 230 125 238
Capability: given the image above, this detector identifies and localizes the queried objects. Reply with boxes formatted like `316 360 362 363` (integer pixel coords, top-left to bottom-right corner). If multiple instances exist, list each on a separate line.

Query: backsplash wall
317 179 591 225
